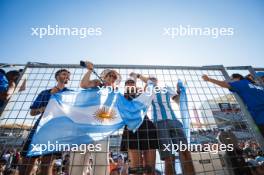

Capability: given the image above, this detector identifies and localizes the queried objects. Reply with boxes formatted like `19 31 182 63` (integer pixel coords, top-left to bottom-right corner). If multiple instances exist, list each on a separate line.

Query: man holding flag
20 69 71 175
26 61 155 175
72 61 122 175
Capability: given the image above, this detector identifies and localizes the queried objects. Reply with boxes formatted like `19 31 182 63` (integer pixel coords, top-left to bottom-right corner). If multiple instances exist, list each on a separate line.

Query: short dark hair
231 73 244 80
55 69 70 80
6 70 20 82
125 79 135 85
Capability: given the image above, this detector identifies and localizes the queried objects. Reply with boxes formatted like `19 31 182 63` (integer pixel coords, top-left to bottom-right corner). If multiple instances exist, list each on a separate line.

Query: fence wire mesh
0 63 264 175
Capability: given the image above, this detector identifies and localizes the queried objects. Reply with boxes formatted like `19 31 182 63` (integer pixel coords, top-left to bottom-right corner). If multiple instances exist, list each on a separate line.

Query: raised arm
6 81 16 100
202 75 230 89
80 61 100 88
129 72 150 83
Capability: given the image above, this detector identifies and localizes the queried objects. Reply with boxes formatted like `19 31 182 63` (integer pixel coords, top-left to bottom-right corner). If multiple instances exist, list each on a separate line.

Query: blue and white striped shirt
151 88 178 122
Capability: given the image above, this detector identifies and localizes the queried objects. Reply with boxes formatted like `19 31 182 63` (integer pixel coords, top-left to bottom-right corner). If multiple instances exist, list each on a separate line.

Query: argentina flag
27 86 154 157
178 80 191 143
166 80 191 143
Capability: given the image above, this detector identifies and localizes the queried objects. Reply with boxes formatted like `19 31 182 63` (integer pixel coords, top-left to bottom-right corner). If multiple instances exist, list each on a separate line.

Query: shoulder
39 89 52 95
83 79 103 88
35 89 52 99
229 79 248 88
92 79 103 87
239 79 250 84
63 88 73 92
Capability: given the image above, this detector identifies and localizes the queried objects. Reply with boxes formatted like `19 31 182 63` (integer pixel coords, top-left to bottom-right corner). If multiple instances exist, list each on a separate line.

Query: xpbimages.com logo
31 25 102 38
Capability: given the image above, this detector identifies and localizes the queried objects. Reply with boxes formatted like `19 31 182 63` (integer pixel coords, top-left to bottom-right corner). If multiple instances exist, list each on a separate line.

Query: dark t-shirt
30 88 69 109
229 79 264 124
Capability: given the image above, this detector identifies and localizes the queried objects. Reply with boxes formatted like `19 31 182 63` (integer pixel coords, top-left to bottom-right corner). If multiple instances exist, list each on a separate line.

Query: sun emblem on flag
93 106 117 123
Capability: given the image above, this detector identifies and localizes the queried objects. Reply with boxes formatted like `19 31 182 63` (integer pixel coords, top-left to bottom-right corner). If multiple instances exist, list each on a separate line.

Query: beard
60 78 68 84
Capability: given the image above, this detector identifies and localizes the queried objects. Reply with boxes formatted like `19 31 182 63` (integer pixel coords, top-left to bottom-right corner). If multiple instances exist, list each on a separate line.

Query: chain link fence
0 63 264 175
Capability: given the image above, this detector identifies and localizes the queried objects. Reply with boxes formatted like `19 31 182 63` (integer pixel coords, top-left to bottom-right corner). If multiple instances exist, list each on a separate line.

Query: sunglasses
125 80 135 84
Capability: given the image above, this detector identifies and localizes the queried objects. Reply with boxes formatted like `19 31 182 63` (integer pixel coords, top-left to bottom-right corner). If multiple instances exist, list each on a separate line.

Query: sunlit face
57 71 70 84
104 71 117 85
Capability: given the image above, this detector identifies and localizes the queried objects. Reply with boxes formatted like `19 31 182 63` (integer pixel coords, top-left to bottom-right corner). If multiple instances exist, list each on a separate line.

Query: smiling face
103 71 117 85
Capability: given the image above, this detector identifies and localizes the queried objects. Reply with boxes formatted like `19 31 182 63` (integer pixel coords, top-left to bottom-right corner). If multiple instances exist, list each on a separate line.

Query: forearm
30 106 46 116
6 84 16 99
138 74 149 83
80 70 93 88
208 78 230 89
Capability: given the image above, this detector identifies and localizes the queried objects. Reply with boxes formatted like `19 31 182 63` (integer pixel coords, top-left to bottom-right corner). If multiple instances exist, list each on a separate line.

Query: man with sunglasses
80 61 121 88
68 61 121 175
202 73 264 137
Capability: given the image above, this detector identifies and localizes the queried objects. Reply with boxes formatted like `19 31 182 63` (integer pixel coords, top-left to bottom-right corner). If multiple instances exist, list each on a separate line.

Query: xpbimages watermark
163 25 234 39
31 25 102 38
163 141 234 154
31 141 102 154
97 85 168 96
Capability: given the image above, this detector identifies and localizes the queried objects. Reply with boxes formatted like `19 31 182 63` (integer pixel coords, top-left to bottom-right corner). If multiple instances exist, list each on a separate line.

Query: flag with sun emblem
27 86 154 156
